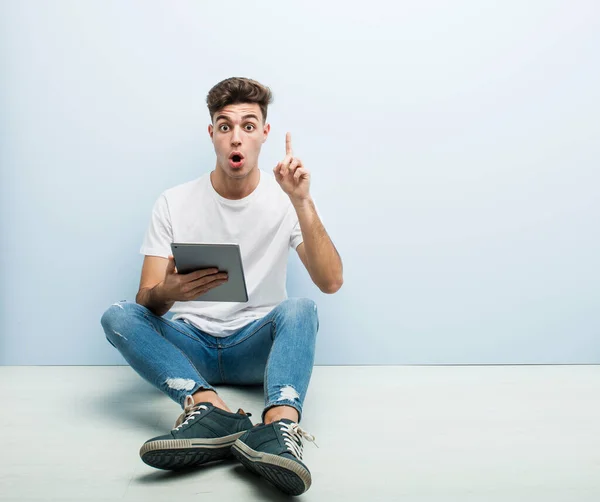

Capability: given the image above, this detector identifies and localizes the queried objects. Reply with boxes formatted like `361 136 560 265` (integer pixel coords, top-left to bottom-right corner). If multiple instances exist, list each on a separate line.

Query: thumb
166 255 177 274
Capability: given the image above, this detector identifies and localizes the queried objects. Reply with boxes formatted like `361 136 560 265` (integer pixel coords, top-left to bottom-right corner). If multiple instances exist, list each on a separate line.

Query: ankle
192 389 232 413
264 405 299 424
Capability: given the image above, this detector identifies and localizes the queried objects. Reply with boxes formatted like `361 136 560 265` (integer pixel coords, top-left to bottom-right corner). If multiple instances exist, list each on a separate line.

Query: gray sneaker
140 396 253 470
231 418 317 495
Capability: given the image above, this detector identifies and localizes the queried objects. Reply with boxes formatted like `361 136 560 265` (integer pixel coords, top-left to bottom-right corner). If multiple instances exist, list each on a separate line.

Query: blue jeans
100 298 319 423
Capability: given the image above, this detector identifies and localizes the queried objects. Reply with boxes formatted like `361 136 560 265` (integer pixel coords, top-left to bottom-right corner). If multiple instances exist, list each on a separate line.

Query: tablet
170 243 248 302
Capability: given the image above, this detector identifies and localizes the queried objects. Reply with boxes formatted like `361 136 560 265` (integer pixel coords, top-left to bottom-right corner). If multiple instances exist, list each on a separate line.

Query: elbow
321 278 343 294
135 289 146 306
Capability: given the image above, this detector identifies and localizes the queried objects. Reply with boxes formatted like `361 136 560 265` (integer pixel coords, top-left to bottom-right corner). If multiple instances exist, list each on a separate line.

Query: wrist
153 281 171 304
290 195 313 210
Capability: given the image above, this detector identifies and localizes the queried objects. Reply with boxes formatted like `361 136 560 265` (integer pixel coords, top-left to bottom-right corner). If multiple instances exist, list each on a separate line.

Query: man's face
208 103 270 179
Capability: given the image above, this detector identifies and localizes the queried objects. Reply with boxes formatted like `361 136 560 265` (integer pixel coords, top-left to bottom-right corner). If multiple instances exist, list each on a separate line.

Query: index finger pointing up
286 132 293 156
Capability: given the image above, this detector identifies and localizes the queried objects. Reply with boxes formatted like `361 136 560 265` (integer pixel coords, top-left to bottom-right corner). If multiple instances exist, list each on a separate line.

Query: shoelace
278 421 318 460
173 395 208 431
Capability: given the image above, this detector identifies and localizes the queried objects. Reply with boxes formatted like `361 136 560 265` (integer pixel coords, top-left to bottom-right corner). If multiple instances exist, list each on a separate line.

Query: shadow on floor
133 458 293 500
89 371 265 433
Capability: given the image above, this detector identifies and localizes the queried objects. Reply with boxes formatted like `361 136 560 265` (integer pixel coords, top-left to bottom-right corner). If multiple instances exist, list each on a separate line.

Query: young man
100 77 343 496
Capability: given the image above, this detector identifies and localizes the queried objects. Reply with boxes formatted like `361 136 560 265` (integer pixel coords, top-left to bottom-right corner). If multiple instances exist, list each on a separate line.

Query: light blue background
1 1 598 365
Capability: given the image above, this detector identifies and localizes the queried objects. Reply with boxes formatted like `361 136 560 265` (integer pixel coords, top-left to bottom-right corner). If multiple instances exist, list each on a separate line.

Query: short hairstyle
206 77 273 123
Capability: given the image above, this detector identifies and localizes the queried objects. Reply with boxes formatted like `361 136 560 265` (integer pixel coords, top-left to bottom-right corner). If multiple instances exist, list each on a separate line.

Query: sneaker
139 396 253 470
231 418 317 496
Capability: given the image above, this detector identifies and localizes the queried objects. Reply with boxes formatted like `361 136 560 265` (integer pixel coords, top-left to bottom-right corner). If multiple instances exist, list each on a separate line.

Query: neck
210 166 260 200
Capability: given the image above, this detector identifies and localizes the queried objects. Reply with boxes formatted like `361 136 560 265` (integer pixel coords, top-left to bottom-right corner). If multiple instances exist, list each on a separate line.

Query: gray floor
1 365 600 501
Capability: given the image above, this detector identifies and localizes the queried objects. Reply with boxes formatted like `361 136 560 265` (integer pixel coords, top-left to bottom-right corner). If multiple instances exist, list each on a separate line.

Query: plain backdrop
0 0 598 365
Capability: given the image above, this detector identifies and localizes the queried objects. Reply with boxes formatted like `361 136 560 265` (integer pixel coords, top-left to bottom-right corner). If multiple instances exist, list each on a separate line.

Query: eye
219 124 230 132
244 124 255 131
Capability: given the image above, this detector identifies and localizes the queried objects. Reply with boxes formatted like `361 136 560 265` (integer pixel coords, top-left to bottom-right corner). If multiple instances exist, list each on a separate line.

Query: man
100 77 343 496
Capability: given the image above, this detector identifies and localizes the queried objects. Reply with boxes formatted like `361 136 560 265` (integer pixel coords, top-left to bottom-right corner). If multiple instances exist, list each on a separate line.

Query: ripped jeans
100 298 319 423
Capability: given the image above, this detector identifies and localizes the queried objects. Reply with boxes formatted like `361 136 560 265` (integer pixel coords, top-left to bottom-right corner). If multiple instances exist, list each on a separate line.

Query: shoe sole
140 431 246 470
231 439 311 496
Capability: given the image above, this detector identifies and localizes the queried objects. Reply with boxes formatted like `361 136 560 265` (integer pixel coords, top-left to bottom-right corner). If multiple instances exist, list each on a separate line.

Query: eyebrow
215 114 260 123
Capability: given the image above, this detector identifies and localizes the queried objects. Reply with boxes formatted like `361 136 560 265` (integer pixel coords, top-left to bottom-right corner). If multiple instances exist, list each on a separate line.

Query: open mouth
229 152 245 168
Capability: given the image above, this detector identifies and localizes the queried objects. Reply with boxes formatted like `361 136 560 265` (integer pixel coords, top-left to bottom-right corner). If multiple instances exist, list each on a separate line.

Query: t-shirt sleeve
290 216 303 250
289 200 324 250
140 193 173 258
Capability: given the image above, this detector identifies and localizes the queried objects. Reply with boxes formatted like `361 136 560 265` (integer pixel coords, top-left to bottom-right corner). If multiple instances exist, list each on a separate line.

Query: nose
231 126 242 147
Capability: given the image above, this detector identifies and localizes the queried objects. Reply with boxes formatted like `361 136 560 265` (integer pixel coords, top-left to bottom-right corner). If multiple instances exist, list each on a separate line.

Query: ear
262 123 270 143
208 123 214 140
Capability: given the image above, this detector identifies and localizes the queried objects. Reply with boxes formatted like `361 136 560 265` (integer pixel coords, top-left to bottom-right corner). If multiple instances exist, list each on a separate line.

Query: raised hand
274 132 311 203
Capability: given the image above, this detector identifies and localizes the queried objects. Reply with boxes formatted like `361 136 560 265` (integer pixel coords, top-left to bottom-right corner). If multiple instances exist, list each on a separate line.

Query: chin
229 165 255 178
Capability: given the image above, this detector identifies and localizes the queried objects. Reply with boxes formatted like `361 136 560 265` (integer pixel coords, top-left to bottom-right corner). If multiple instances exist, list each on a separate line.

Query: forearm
135 283 175 317
293 197 343 293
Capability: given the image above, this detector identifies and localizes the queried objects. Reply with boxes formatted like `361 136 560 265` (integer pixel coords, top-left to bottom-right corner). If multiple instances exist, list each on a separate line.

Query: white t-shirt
140 169 305 337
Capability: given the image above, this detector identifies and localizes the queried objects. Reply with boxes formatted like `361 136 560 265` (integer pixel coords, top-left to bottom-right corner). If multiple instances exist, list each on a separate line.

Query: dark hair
206 77 273 123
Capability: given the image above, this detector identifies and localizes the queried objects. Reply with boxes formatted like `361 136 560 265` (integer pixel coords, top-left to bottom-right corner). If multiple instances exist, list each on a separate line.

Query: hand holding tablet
168 243 249 302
